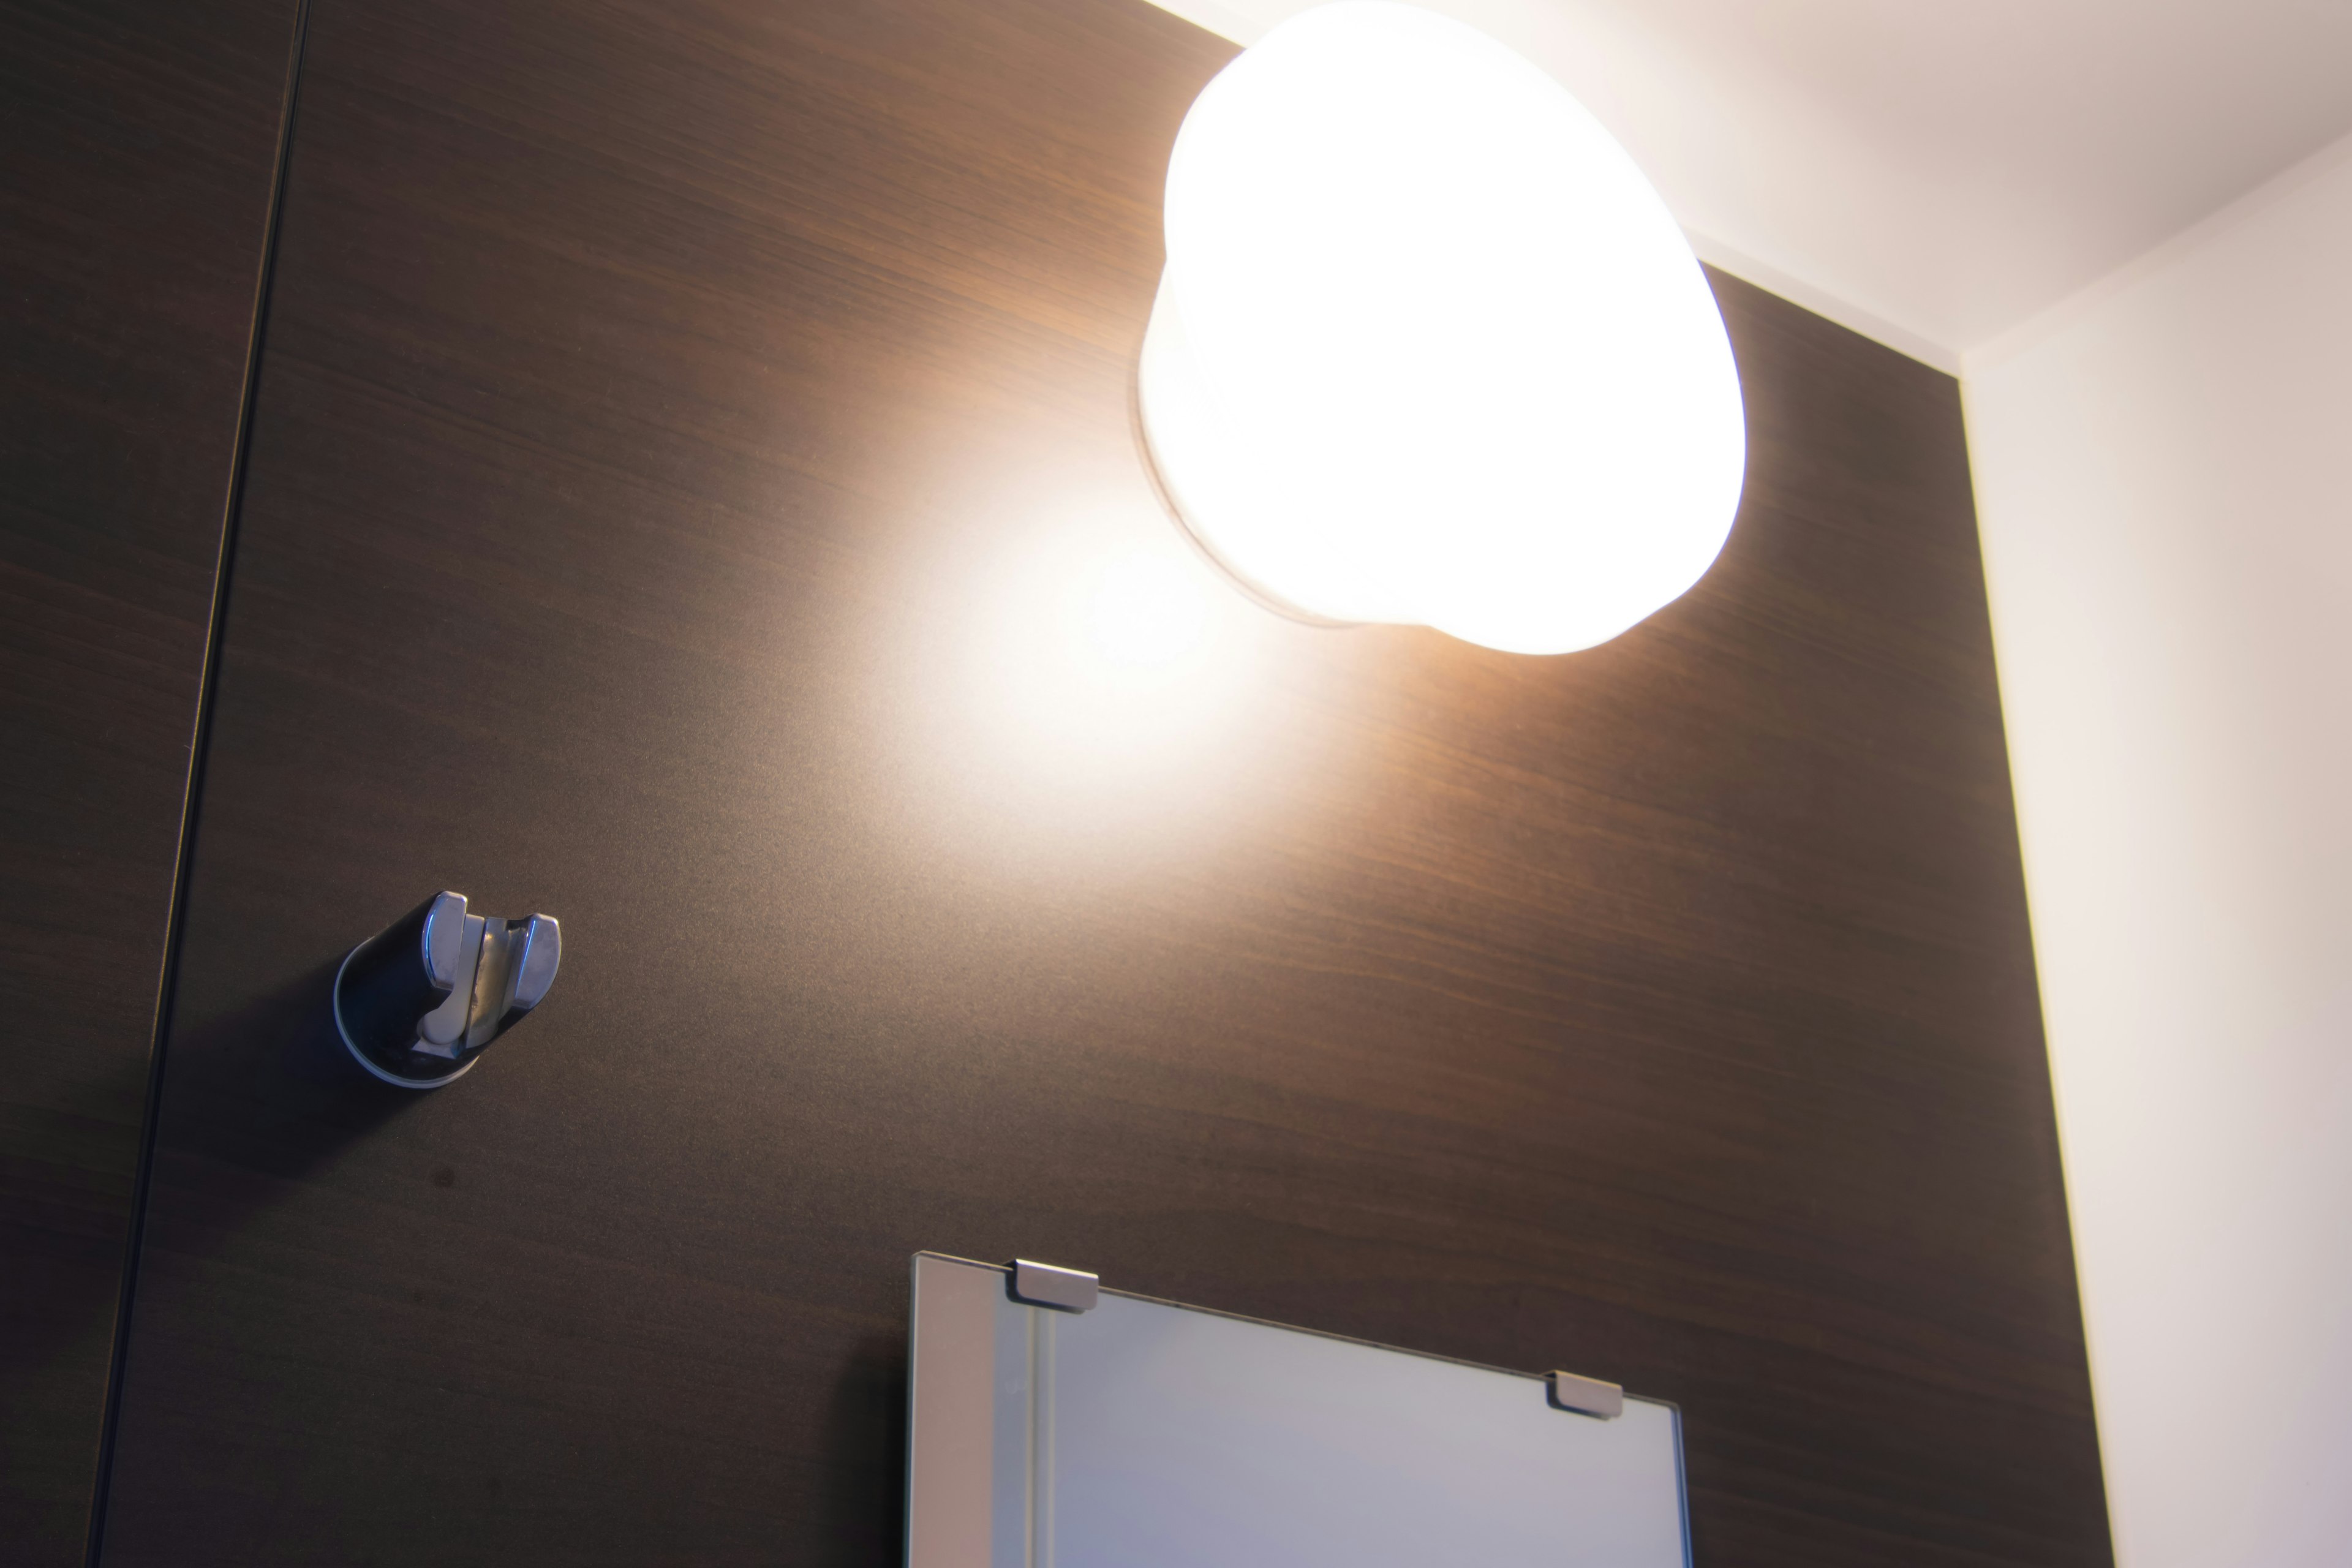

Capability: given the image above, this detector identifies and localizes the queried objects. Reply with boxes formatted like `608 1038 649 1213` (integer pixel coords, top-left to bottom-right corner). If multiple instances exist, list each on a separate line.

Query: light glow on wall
1140 0 1747 655
908 507 1277 811
1084 551 1212 668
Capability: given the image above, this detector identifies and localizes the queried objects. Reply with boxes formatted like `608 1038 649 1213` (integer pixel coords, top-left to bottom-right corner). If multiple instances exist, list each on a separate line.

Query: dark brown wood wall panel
98 0 2109 1563
0 1 297 1561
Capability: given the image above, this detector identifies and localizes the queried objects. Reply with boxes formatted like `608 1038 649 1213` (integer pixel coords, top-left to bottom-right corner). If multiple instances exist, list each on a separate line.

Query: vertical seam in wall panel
83 2 315 1560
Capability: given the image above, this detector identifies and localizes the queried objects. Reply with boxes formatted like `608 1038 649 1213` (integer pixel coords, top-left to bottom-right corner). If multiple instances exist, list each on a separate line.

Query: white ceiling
1146 0 2352 370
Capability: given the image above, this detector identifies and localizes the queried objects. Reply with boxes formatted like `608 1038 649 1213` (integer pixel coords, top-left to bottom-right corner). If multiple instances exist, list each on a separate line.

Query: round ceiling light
1138 1 1747 656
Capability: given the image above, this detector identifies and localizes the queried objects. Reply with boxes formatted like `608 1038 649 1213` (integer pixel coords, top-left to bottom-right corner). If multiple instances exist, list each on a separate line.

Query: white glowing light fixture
1139 1 1747 656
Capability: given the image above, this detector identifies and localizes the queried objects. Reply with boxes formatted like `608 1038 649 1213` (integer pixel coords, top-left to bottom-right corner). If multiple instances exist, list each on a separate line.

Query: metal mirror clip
332 891 562 1088
1008 1259 1099 1313
1546 1369 1625 1420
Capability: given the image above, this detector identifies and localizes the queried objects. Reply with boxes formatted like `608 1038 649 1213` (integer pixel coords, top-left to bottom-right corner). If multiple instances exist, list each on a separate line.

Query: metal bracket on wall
1546 1369 1624 1420
333 891 561 1089
1008 1259 1099 1313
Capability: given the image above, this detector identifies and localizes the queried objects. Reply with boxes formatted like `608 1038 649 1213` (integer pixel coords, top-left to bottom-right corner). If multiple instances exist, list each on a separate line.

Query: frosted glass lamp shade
1138 1 1747 656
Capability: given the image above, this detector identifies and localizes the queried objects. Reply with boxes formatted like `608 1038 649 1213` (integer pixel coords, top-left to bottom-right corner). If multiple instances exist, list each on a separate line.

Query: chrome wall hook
333 892 560 1088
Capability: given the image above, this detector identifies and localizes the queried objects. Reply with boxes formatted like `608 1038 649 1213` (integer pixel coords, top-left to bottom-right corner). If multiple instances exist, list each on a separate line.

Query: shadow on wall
0 1043 151 1556
1 959 418 1388
821 1330 910 1562
152 955 426 1185
5 956 429 1555
15 961 422 1386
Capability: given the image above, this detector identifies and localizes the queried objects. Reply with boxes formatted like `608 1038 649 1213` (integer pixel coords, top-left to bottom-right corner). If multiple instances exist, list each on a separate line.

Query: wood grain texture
100 0 2109 1563
0 1 297 1560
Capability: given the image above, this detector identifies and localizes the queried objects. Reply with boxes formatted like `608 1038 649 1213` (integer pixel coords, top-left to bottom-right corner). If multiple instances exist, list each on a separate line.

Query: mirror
905 1253 1689 1566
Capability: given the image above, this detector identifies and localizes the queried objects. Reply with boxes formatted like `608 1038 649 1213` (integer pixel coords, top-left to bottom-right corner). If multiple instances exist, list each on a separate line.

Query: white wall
1964 131 2352 1568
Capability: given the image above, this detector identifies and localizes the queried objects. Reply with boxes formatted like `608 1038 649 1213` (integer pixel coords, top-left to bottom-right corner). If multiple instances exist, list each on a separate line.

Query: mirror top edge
908 1250 1677 1415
